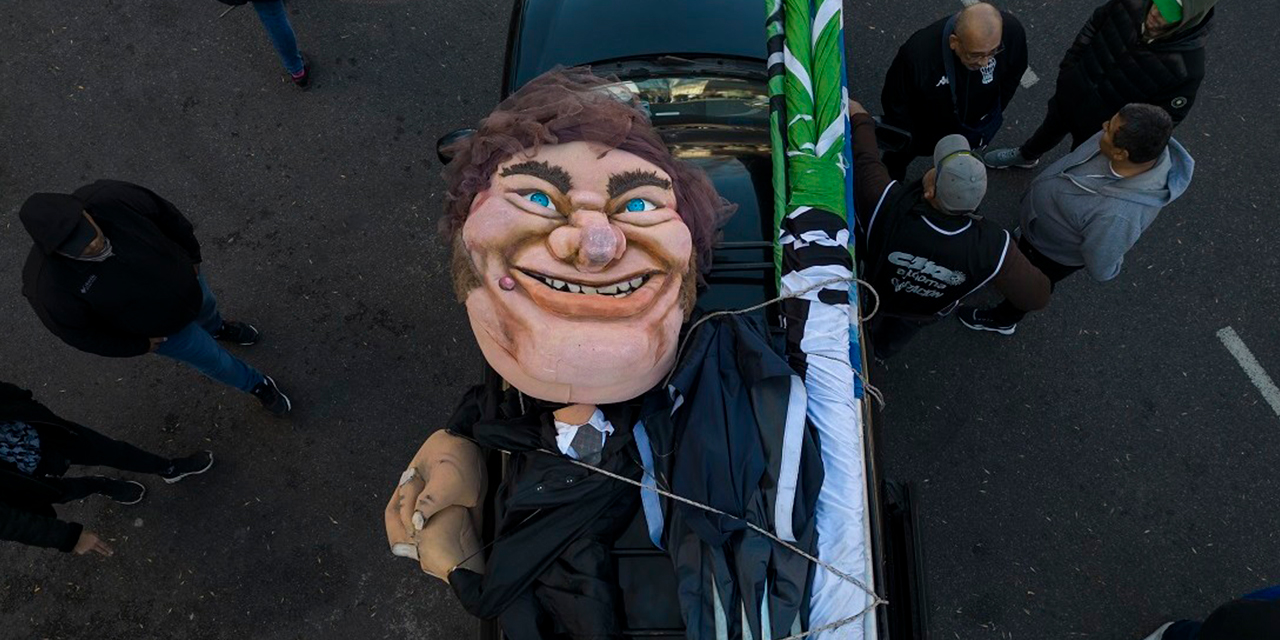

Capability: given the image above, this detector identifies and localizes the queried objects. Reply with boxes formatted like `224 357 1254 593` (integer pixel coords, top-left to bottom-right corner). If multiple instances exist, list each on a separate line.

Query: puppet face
461 141 694 404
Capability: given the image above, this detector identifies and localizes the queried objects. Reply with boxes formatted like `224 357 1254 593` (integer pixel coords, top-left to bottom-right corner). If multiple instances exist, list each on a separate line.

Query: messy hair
440 67 728 275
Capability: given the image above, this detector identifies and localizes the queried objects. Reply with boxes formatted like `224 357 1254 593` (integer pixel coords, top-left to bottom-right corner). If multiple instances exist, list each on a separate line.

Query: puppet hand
415 504 484 581
384 431 485 568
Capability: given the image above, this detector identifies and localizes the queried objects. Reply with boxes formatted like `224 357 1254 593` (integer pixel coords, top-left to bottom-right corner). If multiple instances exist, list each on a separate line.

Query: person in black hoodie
19 180 292 415
983 0 1219 169
0 381 213 556
880 2 1029 179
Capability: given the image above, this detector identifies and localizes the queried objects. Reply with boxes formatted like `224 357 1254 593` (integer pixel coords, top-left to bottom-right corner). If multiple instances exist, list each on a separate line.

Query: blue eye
524 191 552 208
625 197 657 212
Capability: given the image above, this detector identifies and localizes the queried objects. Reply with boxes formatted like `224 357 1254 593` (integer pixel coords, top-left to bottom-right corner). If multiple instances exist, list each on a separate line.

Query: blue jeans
155 275 264 393
252 0 304 75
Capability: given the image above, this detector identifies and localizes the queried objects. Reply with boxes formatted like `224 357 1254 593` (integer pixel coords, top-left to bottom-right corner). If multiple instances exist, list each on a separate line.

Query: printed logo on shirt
936 75 950 87
80 274 98 294
887 251 968 299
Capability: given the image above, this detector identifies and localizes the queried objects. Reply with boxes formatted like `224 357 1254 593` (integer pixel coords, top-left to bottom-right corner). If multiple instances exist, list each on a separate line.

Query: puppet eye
624 197 657 213
524 191 552 208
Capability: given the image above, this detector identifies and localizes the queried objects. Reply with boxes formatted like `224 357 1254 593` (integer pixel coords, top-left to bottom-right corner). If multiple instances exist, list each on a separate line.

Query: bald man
881 2 1028 179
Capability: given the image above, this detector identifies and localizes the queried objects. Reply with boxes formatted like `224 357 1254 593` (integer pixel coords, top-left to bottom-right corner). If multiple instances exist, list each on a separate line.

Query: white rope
485 278 892 636
665 276 884 407
536 449 889 638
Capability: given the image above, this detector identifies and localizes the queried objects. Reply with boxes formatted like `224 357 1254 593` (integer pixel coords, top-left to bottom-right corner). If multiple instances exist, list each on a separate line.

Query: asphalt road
0 1 1276 639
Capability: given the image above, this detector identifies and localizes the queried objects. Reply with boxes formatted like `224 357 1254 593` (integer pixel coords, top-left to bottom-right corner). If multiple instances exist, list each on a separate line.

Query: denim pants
154 275 264 393
252 0 304 75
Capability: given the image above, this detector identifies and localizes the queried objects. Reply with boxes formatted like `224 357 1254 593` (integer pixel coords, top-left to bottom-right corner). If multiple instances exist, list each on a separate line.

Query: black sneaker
161 451 214 484
291 53 312 90
956 306 1017 335
251 376 292 416
213 321 260 346
97 478 147 505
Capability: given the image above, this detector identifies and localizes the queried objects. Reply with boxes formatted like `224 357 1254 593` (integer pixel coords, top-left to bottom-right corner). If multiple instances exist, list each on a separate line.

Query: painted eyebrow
607 170 672 199
499 161 572 194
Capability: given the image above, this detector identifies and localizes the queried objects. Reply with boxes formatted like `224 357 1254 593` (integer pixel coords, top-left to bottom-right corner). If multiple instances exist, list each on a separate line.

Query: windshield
601 76 770 128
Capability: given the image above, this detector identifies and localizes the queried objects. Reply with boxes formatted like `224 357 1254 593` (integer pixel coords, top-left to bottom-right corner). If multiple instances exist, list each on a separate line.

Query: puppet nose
548 210 626 272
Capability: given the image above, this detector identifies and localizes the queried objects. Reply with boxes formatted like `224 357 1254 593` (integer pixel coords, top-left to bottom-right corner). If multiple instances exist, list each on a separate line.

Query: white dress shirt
553 408 614 459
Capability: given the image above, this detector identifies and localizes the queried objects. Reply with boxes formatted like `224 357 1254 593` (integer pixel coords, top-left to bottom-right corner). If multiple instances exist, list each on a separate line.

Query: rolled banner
767 0 879 637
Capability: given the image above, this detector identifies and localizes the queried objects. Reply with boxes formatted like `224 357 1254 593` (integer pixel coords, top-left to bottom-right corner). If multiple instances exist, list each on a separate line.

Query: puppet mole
383 68 725 582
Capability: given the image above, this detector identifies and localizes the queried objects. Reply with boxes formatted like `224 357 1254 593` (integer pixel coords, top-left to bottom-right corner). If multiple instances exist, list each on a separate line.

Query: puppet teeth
532 273 649 296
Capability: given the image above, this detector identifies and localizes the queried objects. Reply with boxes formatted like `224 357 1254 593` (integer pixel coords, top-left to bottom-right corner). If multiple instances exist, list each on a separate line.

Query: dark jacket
1053 0 1215 131
446 373 643 640
20 180 204 358
850 113 1049 316
445 314 822 640
650 313 823 640
882 10 1028 151
0 382 87 552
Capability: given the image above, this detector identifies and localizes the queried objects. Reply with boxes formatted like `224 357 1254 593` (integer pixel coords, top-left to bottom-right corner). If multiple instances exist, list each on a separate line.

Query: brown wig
440 67 728 278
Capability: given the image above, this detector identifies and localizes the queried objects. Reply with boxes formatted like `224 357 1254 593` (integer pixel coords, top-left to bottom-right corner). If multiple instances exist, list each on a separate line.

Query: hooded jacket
20 180 204 358
0 382 91 552
1019 130 1194 281
1053 0 1217 131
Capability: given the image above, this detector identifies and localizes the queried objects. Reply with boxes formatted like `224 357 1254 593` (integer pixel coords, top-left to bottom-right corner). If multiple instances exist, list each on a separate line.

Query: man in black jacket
19 180 292 415
0 381 213 555
984 0 1219 169
850 100 1050 359
881 2 1029 179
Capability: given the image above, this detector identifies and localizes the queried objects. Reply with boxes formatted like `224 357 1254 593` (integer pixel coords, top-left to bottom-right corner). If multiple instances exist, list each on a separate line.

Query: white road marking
956 0 1040 87
1217 326 1280 419
1020 67 1039 88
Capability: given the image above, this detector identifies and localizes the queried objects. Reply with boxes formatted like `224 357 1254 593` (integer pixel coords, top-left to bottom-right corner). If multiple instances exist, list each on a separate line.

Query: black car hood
508 0 767 91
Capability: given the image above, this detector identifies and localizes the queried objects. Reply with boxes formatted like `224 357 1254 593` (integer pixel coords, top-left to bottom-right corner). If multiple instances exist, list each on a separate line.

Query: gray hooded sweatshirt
1019 131 1194 282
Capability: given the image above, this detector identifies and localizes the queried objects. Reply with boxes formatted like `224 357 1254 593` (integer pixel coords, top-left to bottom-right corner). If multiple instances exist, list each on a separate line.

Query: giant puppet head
443 68 725 404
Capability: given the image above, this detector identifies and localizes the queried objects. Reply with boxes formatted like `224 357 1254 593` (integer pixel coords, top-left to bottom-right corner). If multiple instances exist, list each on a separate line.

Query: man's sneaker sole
983 159 1040 170
114 480 147 505
958 315 1017 335
162 451 215 484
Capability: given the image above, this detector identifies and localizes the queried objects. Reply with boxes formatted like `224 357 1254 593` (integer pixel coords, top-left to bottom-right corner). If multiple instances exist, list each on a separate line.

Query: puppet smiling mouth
524 271 653 298
510 268 668 318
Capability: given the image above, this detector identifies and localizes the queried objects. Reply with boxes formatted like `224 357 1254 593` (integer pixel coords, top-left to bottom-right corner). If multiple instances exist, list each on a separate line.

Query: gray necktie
569 425 603 465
